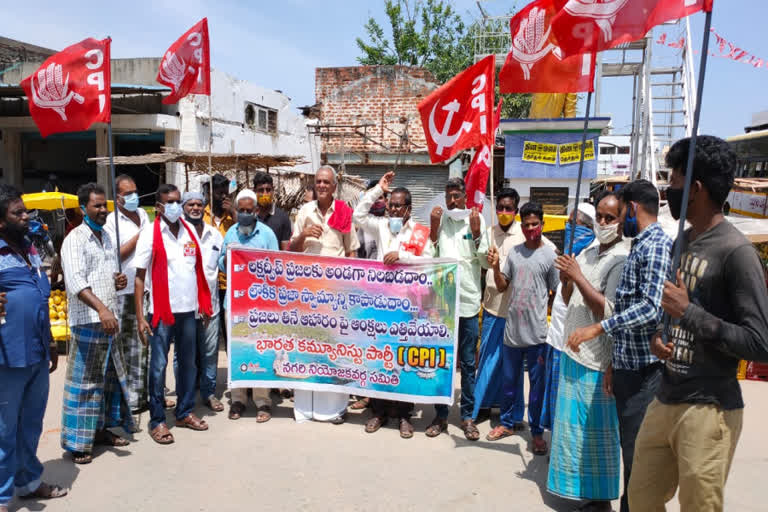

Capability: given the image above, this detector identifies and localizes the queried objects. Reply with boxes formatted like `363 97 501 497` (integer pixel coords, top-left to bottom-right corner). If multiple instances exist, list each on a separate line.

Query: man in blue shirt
0 184 67 510
218 189 278 422
568 179 673 512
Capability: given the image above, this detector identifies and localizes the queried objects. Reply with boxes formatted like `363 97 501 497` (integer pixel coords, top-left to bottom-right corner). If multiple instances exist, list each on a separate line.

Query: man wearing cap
182 191 224 412
219 189 279 422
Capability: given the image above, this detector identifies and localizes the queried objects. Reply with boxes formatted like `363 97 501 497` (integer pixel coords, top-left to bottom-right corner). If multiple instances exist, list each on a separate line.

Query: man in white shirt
134 184 212 444
353 171 434 438
182 191 224 412
104 174 150 415
289 165 359 424
60 183 130 464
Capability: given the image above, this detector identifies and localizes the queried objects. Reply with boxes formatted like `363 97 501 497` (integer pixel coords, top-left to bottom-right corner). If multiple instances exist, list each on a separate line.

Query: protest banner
559 140 595 165
521 140 558 165
226 247 460 404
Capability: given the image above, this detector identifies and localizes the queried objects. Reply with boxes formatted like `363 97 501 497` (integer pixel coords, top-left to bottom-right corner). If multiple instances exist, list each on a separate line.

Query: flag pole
566 90 593 256
208 95 214 200
107 121 122 272
662 9 714 341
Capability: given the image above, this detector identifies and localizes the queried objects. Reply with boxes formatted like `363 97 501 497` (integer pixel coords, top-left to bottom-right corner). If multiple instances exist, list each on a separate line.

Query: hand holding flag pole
662 8 714 343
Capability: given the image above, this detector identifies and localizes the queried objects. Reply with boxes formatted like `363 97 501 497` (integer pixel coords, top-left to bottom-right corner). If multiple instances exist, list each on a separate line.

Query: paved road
7 353 768 511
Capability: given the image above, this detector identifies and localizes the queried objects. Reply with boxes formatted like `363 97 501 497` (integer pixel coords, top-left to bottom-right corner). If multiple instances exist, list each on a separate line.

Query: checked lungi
61 323 134 453
115 295 148 412
547 353 620 501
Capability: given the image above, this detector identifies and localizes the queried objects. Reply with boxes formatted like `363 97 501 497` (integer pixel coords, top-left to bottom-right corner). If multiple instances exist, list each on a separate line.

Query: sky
2 0 767 139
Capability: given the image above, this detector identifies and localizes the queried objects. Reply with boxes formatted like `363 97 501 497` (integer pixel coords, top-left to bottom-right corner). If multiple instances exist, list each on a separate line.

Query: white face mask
594 222 620 244
443 208 471 221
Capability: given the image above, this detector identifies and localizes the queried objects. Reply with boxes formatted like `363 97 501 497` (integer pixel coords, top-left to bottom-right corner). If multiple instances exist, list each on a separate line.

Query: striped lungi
115 295 148 412
547 353 620 501
61 323 134 453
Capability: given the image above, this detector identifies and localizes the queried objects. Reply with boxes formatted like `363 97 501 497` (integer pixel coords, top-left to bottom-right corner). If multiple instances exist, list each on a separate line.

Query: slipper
425 417 448 437
71 451 93 464
150 424 174 445
350 397 370 410
175 413 209 431
95 430 130 447
461 419 480 441
19 482 68 500
533 437 548 456
205 396 225 412
365 415 387 433
229 401 246 420
486 425 515 442
256 405 272 423
399 418 414 439
164 398 176 409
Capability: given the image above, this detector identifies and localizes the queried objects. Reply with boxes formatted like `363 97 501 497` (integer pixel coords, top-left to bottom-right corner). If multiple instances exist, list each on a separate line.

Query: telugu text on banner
226 247 460 405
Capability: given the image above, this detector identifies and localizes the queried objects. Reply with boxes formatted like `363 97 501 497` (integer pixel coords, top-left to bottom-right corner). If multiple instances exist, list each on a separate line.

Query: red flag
157 18 211 104
20 38 111 138
418 55 495 163
465 99 503 211
499 0 596 93
552 0 713 58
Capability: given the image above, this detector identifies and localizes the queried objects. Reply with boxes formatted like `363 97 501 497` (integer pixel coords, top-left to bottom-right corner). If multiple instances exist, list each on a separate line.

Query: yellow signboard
522 141 558 165
558 140 595 165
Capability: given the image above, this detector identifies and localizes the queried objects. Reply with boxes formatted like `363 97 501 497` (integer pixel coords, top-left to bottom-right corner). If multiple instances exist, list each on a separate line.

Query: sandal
205 396 225 412
71 451 93 464
150 424 174 445
486 425 515 441
350 397 370 410
330 413 346 425
19 481 68 500
164 398 176 409
533 436 548 456
399 418 414 439
461 419 480 441
229 401 246 420
365 415 387 433
175 413 209 431
425 417 448 437
256 405 272 423
95 430 130 447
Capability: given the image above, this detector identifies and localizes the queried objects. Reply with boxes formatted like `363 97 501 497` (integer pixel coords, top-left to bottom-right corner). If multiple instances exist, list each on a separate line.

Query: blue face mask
564 223 595 256
122 192 139 212
623 204 639 238
389 216 404 234
80 206 103 232
163 202 183 224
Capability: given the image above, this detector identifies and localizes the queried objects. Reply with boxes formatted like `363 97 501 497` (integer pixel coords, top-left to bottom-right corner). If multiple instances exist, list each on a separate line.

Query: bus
725 129 768 218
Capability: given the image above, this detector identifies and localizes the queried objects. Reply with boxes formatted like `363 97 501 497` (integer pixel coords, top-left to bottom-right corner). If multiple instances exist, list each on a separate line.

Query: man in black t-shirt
253 171 292 250
629 136 768 511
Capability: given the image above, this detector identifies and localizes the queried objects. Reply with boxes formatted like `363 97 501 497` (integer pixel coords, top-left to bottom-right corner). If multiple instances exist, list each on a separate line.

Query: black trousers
370 399 414 419
612 362 663 512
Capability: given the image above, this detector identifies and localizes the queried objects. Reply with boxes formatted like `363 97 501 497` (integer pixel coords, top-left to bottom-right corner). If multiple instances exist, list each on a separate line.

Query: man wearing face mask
427 178 488 441
539 202 596 437
253 171 292 251
104 174 150 416
629 136 768 511
134 184 213 445
547 191 629 511
60 183 131 464
487 202 559 455
352 171 434 438
474 188 556 426
181 192 224 413
219 189 279 422
0 184 68 507
567 179 672 512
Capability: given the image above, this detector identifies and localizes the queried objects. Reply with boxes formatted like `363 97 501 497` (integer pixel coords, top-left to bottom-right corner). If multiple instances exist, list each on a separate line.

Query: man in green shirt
425 178 489 441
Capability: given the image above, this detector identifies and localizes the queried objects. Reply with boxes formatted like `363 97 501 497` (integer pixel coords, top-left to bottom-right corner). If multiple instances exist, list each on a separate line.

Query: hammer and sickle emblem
428 99 473 156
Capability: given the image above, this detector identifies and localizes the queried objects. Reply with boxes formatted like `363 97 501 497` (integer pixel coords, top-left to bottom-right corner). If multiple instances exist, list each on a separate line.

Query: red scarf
327 199 353 234
150 217 212 328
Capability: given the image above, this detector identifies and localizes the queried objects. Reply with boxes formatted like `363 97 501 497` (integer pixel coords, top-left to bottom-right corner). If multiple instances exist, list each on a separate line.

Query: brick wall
315 66 439 155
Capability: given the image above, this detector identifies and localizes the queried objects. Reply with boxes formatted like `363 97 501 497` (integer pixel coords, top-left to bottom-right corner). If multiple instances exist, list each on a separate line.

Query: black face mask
667 187 684 220
237 212 256 227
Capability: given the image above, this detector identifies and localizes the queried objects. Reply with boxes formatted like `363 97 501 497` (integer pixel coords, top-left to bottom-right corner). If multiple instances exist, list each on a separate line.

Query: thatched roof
88 147 306 172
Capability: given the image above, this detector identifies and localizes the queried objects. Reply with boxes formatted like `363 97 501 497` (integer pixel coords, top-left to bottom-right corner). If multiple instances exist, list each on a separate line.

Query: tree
356 0 531 118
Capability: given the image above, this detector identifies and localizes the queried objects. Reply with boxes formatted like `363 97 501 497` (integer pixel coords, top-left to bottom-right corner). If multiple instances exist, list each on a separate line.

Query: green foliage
357 0 531 118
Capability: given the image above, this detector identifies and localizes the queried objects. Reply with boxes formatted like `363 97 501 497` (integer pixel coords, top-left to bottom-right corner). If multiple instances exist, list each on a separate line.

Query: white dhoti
293 390 348 423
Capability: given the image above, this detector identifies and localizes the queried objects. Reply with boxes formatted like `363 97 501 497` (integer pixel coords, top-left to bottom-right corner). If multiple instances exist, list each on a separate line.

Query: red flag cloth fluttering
465 99 503 211
157 17 211 104
418 55 495 163
551 0 713 59
21 38 111 138
499 0 596 93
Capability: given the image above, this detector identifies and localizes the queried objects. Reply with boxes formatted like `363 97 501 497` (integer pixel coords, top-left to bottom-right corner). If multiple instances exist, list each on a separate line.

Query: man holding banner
352 171 434 438
290 165 359 423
